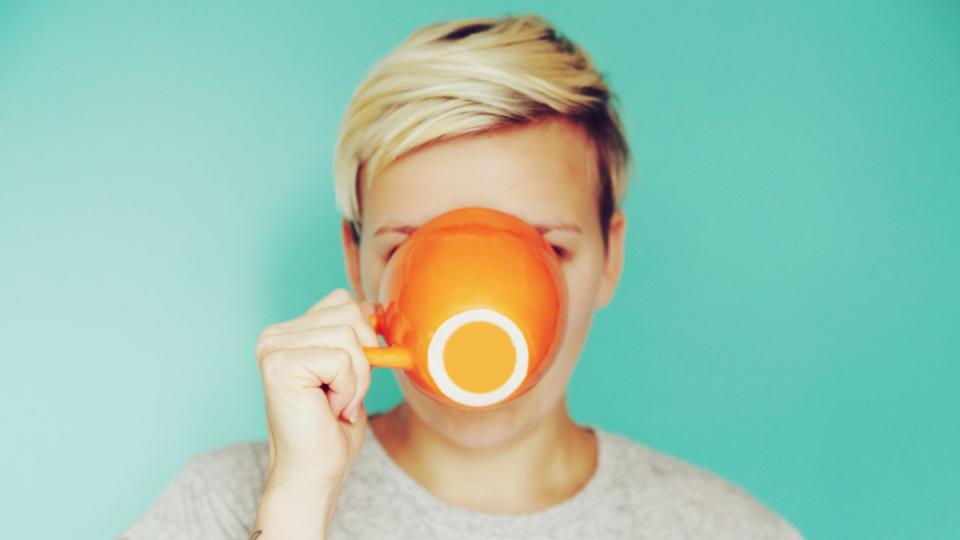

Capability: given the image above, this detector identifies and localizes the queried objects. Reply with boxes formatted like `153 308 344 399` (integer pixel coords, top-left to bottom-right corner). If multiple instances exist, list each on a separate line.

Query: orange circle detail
443 321 516 393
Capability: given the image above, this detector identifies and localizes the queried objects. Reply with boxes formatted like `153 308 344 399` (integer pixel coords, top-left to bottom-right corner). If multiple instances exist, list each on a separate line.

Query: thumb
358 299 377 319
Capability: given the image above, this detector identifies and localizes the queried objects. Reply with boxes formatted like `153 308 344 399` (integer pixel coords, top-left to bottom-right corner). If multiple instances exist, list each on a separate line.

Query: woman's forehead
361 118 599 230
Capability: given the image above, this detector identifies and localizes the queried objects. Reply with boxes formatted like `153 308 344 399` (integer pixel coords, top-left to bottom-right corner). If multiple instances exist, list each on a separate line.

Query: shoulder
596 428 805 539
182 440 270 501
167 440 271 503
118 441 270 539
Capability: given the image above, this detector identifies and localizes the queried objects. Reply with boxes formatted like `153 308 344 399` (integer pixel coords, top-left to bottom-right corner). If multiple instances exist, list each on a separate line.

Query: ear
341 219 367 302
594 209 626 311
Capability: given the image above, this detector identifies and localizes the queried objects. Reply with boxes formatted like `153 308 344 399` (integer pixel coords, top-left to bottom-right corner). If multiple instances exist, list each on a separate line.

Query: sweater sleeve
117 442 267 540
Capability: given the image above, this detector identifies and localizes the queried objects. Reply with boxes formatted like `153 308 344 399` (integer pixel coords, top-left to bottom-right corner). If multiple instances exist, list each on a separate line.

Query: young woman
120 14 803 540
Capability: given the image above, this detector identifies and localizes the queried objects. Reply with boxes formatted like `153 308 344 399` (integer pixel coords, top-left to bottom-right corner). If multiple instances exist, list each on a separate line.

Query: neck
369 398 598 515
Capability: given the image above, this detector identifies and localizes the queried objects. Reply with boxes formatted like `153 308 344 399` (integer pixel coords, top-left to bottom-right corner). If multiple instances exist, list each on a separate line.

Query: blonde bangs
333 14 631 232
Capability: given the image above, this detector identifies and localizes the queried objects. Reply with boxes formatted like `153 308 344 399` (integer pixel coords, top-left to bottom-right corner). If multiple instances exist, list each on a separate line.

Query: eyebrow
374 221 582 236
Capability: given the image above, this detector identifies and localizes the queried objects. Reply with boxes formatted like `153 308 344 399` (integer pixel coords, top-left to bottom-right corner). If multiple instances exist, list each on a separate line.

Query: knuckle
334 324 358 343
332 347 352 369
344 300 364 319
257 325 276 343
342 303 375 333
336 302 368 332
254 333 275 360
260 351 287 379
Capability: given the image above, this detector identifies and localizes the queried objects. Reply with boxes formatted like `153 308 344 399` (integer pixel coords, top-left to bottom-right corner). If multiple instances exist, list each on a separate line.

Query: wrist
270 453 350 487
253 475 341 540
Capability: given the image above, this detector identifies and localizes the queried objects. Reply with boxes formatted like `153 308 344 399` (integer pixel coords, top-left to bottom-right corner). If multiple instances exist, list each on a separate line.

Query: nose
427 308 529 408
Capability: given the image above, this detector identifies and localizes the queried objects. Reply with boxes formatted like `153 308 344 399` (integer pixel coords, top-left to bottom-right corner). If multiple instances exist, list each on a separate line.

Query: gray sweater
118 421 804 539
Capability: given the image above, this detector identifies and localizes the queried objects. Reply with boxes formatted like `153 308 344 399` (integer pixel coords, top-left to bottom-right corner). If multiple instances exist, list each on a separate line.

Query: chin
395 372 560 450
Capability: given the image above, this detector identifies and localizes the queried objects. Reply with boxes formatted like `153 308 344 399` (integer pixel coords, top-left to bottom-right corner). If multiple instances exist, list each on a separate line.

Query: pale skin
251 115 626 539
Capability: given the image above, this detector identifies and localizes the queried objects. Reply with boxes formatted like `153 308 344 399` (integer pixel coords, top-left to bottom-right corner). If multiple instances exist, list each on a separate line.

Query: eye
387 243 566 260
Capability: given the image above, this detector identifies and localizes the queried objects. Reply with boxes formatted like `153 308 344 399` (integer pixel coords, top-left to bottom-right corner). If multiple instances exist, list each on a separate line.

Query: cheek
530 260 603 390
519 256 603 398
558 257 603 340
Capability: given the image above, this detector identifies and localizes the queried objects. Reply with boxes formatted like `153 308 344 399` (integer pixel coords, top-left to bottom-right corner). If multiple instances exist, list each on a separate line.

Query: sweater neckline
361 417 612 527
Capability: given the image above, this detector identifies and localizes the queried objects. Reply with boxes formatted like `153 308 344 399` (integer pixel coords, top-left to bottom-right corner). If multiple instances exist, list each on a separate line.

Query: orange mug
361 206 567 410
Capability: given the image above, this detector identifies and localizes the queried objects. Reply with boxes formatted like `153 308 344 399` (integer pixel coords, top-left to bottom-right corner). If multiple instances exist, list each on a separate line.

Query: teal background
1 1 957 538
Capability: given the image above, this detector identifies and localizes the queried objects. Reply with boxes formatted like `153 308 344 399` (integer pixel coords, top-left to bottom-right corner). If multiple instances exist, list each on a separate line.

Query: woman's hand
250 287 379 540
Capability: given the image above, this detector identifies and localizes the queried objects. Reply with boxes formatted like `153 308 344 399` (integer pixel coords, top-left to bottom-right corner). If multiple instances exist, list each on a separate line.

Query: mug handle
362 310 414 369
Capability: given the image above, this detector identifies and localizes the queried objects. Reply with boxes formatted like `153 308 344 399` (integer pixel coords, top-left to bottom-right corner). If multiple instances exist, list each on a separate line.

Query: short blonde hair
333 13 631 251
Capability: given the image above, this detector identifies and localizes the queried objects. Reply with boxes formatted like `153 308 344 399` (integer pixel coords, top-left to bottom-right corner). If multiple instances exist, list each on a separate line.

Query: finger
259 301 379 348
260 346 357 420
257 321 373 368
308 288 354 313
257 288 355 342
